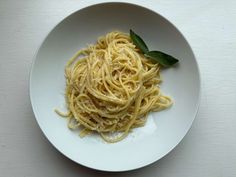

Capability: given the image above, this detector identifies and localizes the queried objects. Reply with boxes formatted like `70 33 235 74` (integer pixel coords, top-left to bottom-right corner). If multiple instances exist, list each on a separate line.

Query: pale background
0 0 236 177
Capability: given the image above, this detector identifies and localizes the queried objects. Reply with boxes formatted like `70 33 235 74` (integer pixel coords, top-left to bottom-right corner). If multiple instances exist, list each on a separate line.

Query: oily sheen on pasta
56 31 172 143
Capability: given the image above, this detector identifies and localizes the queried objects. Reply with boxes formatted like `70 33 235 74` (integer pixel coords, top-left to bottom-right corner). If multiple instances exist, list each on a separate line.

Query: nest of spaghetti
56 31 172 143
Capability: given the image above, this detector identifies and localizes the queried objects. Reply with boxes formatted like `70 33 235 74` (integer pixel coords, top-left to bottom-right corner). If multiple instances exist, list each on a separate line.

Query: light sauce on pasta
55 31 172 143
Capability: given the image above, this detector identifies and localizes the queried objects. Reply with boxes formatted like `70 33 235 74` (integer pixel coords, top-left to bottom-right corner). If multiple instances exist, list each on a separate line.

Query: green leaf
130 29 149 54
129 29 180 67
144 51 179 67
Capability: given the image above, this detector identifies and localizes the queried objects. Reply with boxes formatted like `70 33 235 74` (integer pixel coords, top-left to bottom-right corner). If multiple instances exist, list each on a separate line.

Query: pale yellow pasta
56 31 172 143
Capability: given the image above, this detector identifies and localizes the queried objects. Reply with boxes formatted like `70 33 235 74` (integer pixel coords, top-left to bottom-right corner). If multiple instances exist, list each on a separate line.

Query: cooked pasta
55 31 172 143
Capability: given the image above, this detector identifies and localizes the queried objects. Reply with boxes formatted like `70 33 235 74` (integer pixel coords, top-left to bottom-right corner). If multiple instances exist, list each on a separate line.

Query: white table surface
0 0 236 176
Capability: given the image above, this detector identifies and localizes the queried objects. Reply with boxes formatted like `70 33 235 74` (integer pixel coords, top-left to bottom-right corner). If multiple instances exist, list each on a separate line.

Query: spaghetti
56 31 172 143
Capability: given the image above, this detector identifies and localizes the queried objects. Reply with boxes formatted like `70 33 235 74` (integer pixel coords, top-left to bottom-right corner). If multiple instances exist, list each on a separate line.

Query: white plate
30 2 200 172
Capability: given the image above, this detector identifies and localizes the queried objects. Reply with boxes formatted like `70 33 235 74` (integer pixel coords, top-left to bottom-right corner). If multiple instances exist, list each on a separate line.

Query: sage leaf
144 51 179 67
130 29 149 54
